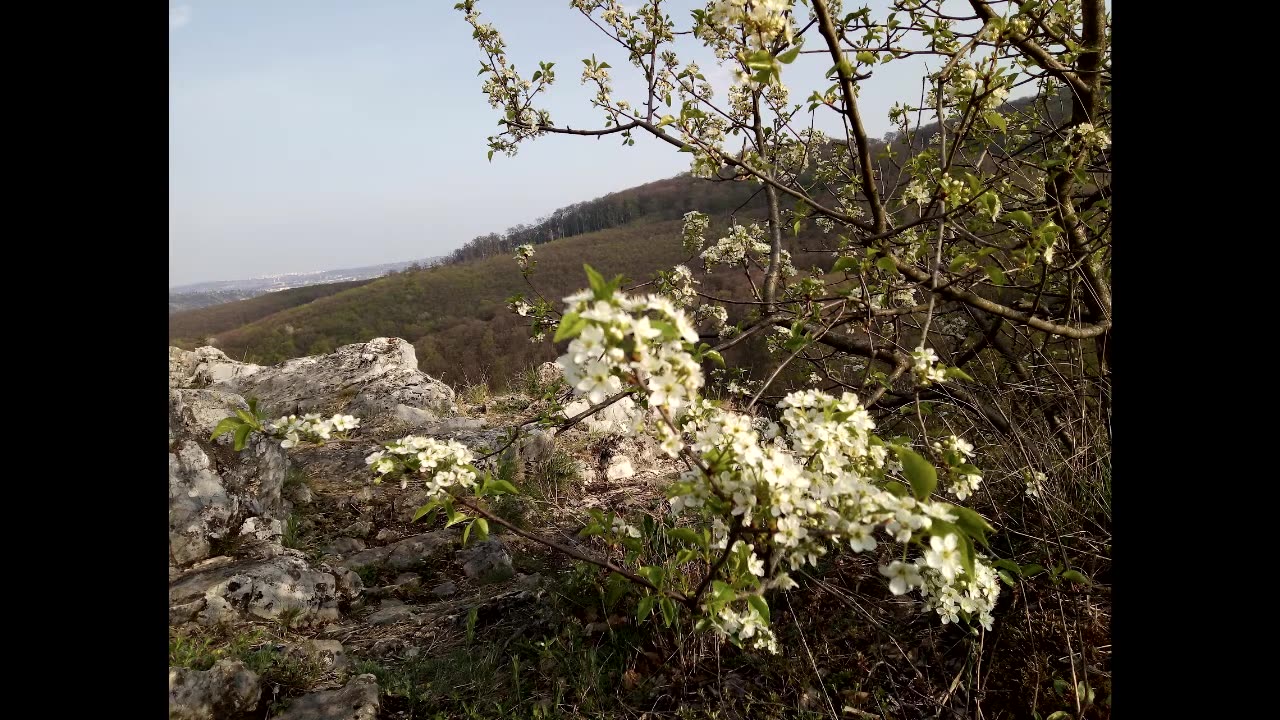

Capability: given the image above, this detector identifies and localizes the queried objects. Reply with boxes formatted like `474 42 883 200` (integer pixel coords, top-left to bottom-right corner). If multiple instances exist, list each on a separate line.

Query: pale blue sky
169 1 970 287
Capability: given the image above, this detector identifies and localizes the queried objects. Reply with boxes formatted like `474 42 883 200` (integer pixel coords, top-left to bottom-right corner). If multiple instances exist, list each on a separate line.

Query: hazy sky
169 1 967 288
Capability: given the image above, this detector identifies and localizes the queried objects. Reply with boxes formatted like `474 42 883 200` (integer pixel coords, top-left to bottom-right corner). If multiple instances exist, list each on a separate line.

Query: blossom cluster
911 347 949 385
264 413 360 448
708 0 795 53
365 436 478 496
932 435 983 501
701 223 793 276
656 264 700 308
1024 470 1047 498
1065 122 1111 151
655 386 999 641
682 211 710 254
557 286 704 458
514 244 536 274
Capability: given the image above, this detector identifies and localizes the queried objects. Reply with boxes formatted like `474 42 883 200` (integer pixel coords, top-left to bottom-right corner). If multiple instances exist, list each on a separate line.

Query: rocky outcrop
563 395 641 435
168 384 288 567
170 346 263 389
169 553 363 625
169 659 262 720
209 338 455 422
270 674 379 720
169 439 239 566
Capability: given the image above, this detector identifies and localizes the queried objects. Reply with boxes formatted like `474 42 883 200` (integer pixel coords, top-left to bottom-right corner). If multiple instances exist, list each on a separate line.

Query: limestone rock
288 639 352 678
169 388 249 447
325 537 366 556
222 434 289 522
269 673 379 720
339 531 454 572
457 539 514 585
536 361 562 386
217 338 455 422
169 346 262 390
169 660 262 720
392 403 438 427
519 428 556 467
563 396 641 435
169 440 238 566
605 454 635 481
238 516 283 543
169 553 359 625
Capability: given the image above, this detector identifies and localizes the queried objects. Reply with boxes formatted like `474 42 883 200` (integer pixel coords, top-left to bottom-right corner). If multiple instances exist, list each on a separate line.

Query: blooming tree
441 0 1109 650
225 0 1110 659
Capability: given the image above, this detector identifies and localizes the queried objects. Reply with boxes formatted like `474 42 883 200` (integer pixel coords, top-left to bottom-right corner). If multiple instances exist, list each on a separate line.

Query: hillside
197 214 812 386
170 280 377 346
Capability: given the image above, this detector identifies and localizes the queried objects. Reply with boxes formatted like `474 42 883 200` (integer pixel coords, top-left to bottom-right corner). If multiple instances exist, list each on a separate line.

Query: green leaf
659 597 677 627
833 256 858 273
1044 712 1073 720
746 595 771 623
1060 569 1092 586
993 559 1022 576
486 479 520 496
639 566 664 588
703 350 724 367
711 580 735 605
875 256 897 274
983 265 1007 285
656 114 676 128
983 111 1007 133
637 595 655 621
463 519 474 546
997 570 1016 587
856 51 876 65
949 505 995 547
474 517 490 542
209 417 242 442
744 49 774 71
445 505 468 528
777 41 803 64
584 264 609 299
650 319 679 340
667 527 705 547
944 366 975 382
553 312 587 342
894 446 938 500
233 424 253 452
412 499 442 522
1019 563 1046 578
956 531 976 577
1005 210 1033 227
883 480 909 497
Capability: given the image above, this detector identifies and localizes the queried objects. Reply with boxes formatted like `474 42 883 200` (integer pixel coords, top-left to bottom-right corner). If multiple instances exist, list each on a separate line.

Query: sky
169 0 978 288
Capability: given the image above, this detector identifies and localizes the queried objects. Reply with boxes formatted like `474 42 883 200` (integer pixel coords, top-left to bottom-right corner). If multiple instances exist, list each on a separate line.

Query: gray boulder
270 674 380 720
169 659 262 720
169 440 238 566
216 337 455 421
338 530 454 572
457 539 514 585
169 346 263 389
169 552 362 625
